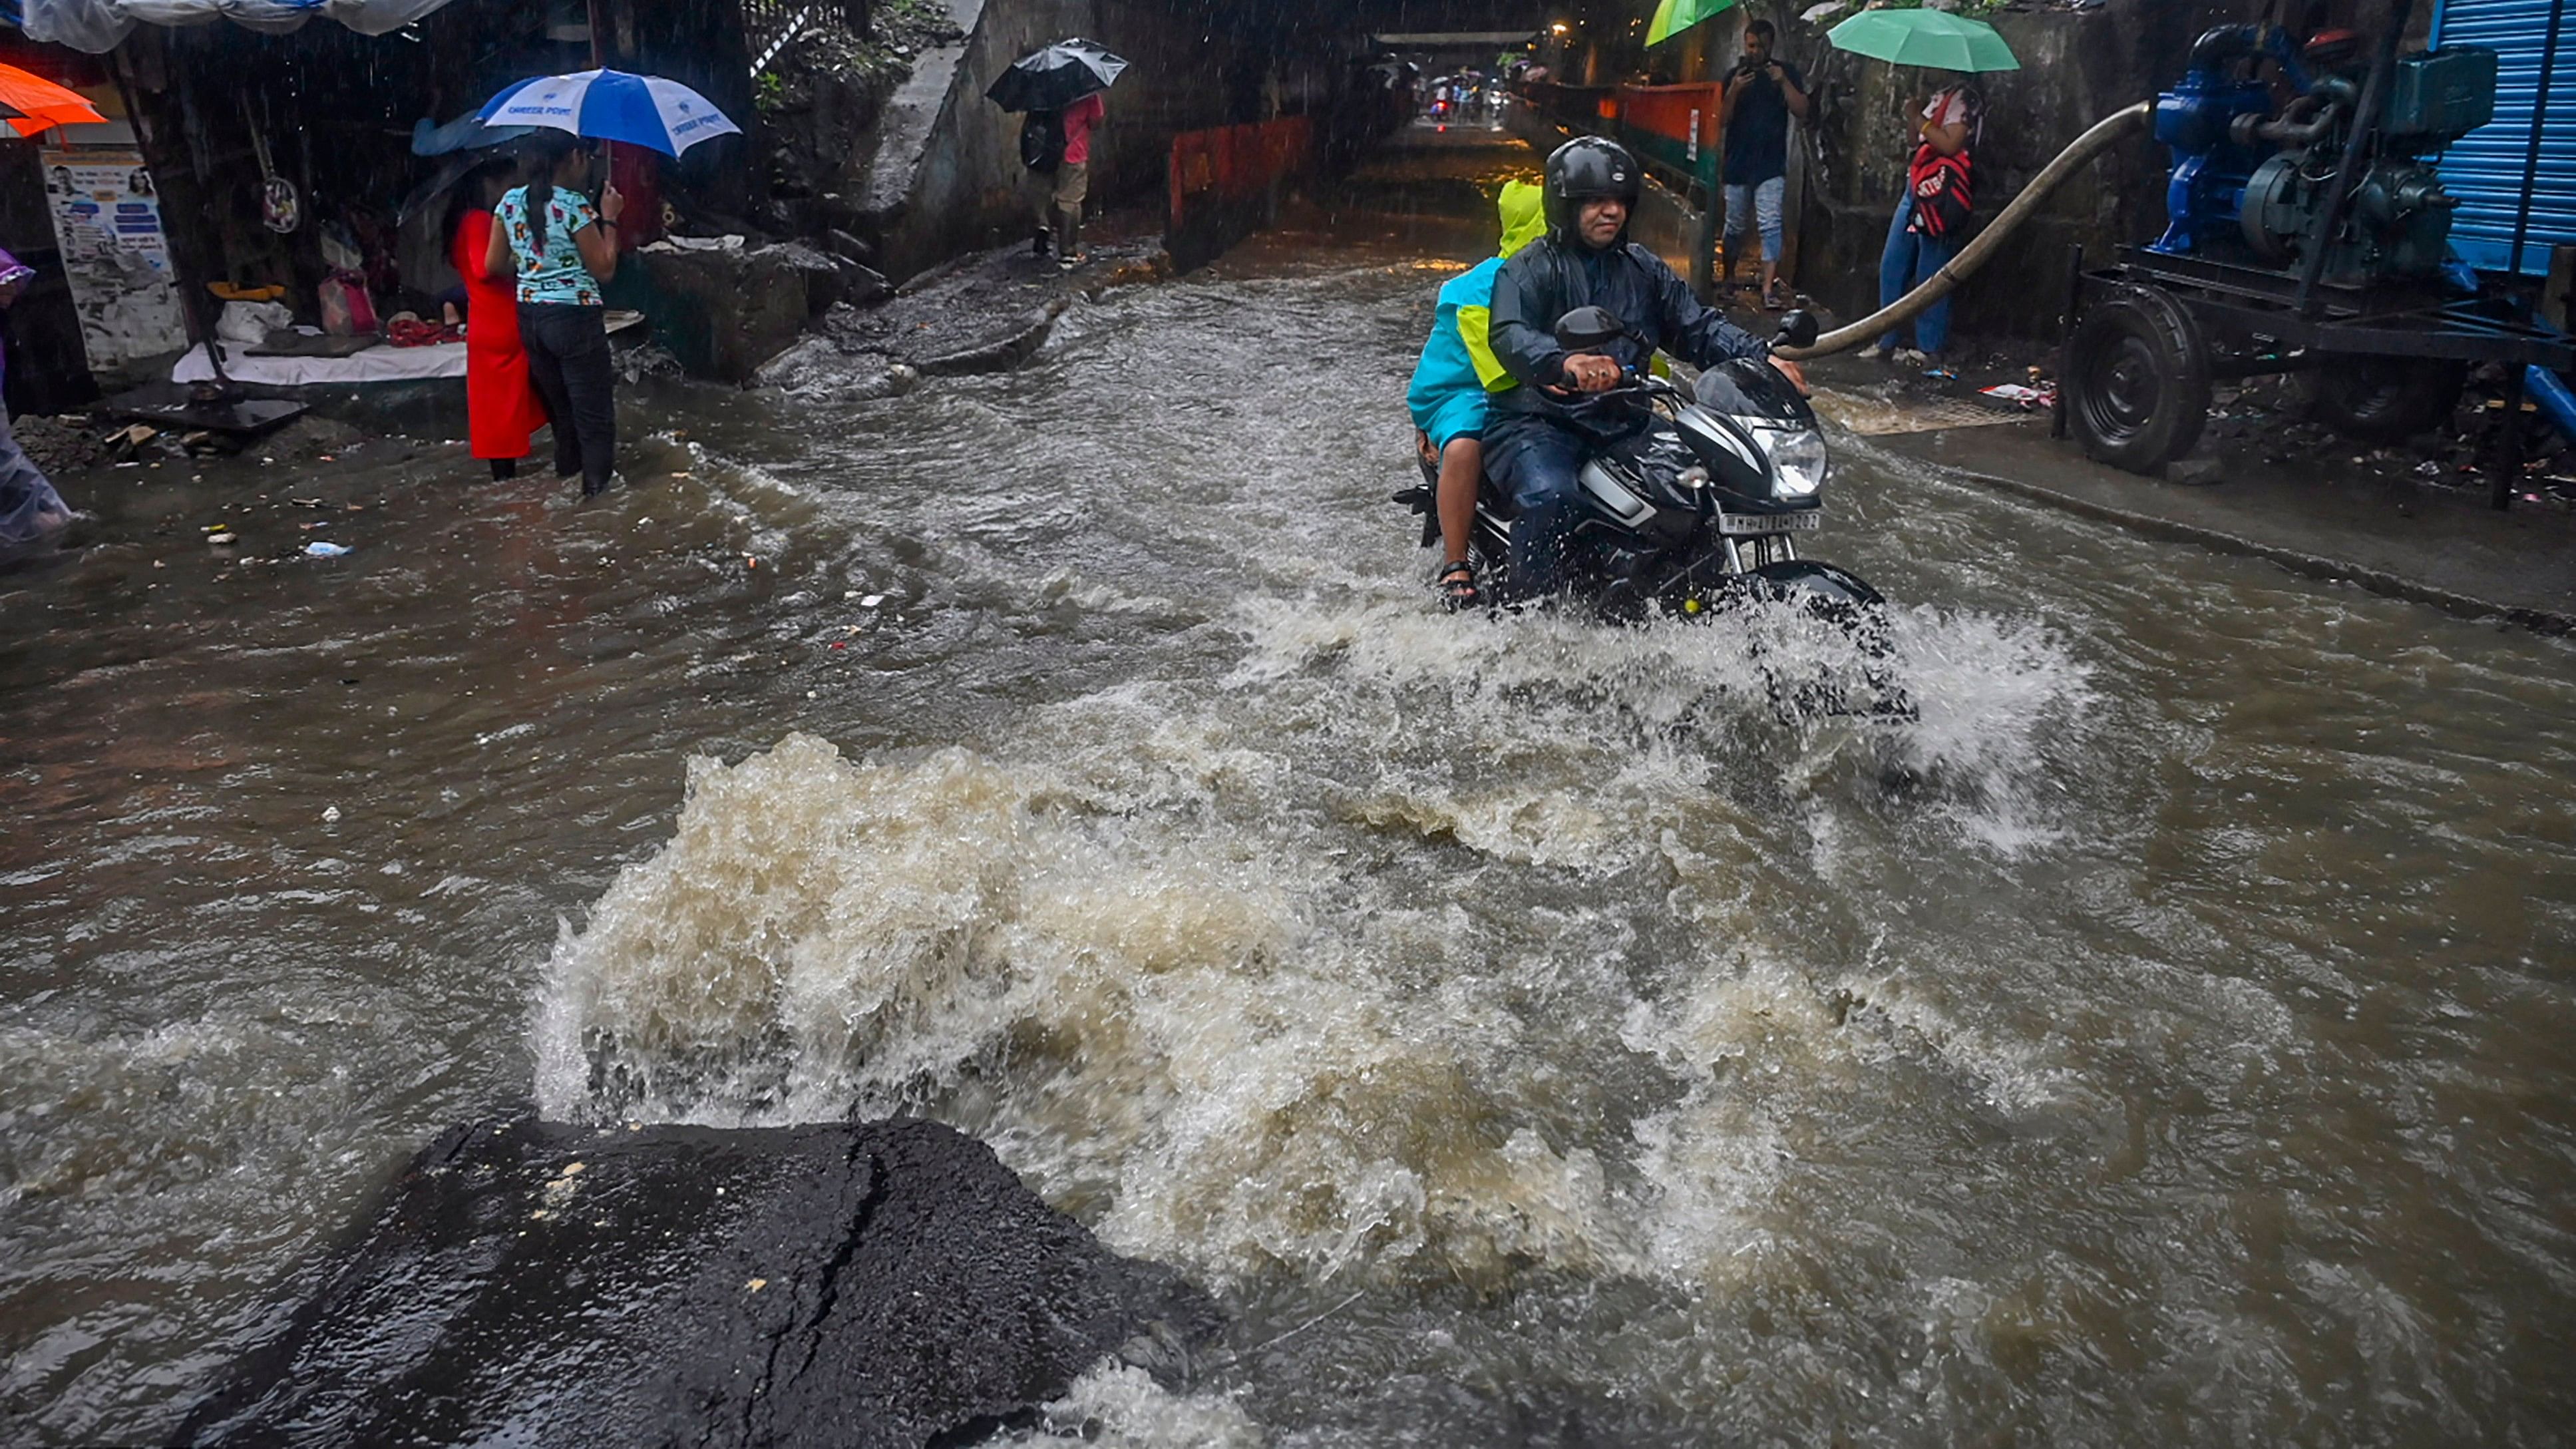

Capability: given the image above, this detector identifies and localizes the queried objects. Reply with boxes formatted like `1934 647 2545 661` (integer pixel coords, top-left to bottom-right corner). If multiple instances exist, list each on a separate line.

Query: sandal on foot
1437 562 1481 612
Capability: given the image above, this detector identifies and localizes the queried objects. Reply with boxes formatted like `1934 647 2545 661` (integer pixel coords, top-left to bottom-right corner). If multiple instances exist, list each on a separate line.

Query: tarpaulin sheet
22 0 459 53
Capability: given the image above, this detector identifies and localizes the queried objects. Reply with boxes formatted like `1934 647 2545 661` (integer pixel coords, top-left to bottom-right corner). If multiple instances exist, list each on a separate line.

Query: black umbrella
397 147 524 228
985 37 1128 113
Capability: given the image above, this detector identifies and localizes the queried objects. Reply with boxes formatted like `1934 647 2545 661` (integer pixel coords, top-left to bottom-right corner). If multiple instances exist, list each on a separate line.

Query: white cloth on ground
170 339 467 388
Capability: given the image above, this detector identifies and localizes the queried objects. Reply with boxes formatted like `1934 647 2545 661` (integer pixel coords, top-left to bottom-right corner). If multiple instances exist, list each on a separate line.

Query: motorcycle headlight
1766 427 1829 498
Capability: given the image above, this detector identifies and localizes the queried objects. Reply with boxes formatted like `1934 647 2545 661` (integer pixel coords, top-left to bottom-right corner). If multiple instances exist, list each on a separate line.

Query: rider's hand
1767 355 1810 397
1562 353 1623 393
600 184 626 224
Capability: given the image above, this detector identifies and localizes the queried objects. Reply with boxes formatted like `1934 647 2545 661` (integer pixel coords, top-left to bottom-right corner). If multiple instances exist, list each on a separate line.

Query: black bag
1020 109 1065 174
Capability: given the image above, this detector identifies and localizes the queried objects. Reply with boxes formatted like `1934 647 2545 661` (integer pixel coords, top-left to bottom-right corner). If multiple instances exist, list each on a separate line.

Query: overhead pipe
1777 101 2152 361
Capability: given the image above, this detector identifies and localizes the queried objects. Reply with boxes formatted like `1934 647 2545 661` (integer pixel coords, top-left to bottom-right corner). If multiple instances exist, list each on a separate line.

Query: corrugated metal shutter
2432 0 2571 276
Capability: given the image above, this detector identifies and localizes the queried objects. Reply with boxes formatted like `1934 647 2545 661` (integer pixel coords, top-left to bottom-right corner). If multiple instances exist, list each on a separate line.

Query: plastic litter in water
305 541 352 558
321 805 341 823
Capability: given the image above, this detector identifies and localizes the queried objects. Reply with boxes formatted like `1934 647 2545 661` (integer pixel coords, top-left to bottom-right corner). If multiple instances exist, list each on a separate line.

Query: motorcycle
1395 307 1907 716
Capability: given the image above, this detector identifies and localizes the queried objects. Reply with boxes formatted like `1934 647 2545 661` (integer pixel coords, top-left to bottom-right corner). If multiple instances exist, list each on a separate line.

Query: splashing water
12 128 2576 1446
534 552 2103 1301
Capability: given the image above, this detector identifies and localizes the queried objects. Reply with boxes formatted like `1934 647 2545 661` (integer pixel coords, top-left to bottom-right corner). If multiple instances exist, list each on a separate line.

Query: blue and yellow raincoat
1406 180 1547 451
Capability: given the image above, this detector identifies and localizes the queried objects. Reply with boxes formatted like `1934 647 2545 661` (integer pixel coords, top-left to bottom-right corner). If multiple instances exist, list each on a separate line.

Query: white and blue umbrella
477 69 741 158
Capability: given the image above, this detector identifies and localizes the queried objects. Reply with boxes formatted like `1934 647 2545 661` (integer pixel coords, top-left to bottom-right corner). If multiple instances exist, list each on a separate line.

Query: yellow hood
1497 180 1546 258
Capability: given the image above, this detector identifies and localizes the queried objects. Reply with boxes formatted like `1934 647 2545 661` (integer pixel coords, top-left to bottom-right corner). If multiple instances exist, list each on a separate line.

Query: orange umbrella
0 65 109 137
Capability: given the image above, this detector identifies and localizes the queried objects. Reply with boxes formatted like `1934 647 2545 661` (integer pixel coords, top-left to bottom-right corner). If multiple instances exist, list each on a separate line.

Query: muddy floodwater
7 131 2575 1446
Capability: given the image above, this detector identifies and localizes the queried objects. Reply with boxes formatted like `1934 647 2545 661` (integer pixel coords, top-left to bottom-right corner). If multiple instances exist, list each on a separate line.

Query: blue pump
2150 25 2308 256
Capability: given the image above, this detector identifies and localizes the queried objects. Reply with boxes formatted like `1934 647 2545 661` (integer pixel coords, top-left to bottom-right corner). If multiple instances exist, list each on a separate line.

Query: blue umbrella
476 69 741 158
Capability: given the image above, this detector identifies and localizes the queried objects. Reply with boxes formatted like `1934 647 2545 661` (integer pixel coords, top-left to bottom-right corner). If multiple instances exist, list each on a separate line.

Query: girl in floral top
484 131 627 495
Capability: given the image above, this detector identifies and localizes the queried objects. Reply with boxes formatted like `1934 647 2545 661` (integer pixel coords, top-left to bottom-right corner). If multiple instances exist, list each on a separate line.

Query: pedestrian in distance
1720 19 1808 311
1023 90 1104 270
449 160 544 482
484 131 625 497
1875 81 1978 369
0 249 75 552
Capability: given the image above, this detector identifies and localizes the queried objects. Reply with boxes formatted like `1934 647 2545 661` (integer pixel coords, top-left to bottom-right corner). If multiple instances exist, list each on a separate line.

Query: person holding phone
1720 19 1807 311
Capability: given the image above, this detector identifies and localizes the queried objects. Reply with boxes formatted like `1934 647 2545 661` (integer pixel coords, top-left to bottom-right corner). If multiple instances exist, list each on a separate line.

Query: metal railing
745 0 868 75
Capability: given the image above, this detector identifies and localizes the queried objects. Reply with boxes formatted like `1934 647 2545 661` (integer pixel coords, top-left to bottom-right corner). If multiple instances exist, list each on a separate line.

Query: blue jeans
1724 176 1786 262
1877 192 1958 356
1483 413 1593 599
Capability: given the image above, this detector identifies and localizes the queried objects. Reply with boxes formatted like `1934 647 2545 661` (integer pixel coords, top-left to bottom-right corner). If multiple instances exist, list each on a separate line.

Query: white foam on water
532 735 1633 1287
984 1360 1262 1447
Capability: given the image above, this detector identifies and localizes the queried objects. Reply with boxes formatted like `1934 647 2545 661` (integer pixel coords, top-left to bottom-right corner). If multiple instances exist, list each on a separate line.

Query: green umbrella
1825 8 2020 72
1647 0 1740 47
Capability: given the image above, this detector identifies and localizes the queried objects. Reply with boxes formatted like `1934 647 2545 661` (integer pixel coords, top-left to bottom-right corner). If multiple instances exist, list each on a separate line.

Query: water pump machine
2149 24 2495 285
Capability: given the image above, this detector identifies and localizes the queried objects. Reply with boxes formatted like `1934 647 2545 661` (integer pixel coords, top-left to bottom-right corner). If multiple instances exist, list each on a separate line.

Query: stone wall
1748 0 2271 341
1682 0 2316 342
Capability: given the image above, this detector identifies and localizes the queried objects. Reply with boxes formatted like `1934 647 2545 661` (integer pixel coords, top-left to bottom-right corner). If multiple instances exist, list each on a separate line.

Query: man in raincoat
1487 136 1800 602
0 248 75 552
1405 179 1545 610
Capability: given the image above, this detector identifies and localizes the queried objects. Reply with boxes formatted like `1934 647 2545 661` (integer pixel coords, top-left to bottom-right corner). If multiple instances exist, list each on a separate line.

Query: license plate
1718 511 1821 536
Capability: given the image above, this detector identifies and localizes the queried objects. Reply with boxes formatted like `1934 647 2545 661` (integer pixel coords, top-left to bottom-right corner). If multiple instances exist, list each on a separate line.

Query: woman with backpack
1875 83 1976 369
483 131 626 496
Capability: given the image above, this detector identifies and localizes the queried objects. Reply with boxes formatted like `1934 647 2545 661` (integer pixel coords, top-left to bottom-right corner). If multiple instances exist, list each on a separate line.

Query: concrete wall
860 0 1260 282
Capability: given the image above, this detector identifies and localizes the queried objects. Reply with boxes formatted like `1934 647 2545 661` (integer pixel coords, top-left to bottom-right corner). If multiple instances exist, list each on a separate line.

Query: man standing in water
1484 137 1801 602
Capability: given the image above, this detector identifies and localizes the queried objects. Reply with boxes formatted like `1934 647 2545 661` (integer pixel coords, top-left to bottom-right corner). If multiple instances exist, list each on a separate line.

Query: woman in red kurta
449 167 542 479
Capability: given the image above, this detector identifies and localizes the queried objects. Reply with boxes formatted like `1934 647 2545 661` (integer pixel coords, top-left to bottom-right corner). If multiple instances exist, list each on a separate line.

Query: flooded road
7 130 2576 1445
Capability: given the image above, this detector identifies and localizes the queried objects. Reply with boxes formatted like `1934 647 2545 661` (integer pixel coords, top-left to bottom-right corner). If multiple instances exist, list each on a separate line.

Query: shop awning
18 0 460 54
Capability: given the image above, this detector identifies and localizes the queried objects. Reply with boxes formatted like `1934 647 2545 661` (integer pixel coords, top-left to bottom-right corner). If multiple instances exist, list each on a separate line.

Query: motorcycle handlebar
1588 370 1683 401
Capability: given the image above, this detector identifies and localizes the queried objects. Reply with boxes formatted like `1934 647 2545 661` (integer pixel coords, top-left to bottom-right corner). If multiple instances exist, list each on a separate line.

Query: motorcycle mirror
1775 308 1820 351
1555 306 1628 352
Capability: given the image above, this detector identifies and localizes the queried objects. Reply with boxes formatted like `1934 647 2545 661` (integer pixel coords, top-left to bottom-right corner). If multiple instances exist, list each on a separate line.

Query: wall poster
40 146 187 369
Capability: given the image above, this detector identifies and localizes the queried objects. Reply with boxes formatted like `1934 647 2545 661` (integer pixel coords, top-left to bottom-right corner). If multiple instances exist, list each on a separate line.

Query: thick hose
2527 364 2576 443
1779 101 2153 360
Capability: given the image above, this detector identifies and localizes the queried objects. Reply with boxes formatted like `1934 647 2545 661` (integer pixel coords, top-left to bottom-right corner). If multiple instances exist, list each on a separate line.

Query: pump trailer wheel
2292 355 2469 443
2066 284 2211 472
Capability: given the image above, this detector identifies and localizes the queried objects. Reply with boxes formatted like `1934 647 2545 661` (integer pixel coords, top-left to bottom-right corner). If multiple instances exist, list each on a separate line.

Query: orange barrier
1616 82 1723 181
1167 116 1313 230
1166 116 1314 270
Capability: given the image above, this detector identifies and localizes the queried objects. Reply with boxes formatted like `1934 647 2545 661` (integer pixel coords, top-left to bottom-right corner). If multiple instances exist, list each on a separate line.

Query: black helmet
1543 136 1640 241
